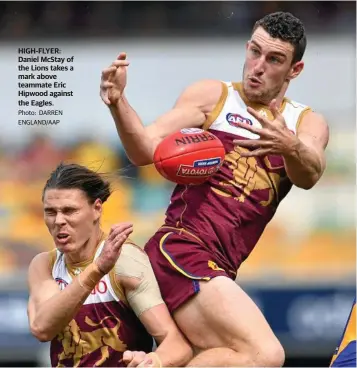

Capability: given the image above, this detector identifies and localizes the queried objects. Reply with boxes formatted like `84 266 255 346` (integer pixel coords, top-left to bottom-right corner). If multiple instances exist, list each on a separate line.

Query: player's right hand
95 222 133 274
100 52 130 105
123 350 155 367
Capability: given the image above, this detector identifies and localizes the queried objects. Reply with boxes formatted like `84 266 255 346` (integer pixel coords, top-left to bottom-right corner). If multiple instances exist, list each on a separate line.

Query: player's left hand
233 99 299 157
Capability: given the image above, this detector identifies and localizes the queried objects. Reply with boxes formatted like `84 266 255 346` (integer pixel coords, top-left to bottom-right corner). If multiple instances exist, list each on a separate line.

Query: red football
153 128 225 185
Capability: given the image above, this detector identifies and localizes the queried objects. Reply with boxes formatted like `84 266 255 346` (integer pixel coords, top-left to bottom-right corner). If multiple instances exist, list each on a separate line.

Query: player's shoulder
178 79 228 111
300 109 328 131
285 97 326 121
285 98 328 134
284 97 328 124
119 241 149 264
29 249 57 271
114 241 151 289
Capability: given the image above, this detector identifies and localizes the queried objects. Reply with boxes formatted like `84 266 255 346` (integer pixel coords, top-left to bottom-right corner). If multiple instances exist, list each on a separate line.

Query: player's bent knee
254 340 285 367
229 331 285 367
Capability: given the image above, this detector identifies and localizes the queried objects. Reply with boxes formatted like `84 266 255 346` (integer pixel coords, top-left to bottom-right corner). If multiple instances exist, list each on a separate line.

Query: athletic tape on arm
114 243 164 316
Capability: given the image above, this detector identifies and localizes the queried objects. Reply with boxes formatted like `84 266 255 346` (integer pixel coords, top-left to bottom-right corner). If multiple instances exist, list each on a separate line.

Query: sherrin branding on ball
153 128 225 185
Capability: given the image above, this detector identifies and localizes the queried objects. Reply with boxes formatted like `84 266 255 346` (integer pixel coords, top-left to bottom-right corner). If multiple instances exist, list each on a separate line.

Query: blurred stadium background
0 1 355 367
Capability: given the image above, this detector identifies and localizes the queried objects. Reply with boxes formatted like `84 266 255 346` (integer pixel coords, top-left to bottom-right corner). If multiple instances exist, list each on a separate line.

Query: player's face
243 27 304 104
43 188 102 253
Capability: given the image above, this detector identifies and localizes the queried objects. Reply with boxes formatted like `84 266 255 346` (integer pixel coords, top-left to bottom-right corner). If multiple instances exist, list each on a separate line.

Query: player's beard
242 63 286 105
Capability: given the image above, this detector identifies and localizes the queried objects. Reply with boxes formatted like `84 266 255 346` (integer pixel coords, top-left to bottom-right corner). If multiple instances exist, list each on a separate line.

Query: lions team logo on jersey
259 110 268 118
180 128 204 134
55 277 68 290
177 157 222 177
226 113 253 127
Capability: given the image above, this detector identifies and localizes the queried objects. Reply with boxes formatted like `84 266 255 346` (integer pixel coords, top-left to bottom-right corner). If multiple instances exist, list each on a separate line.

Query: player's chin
245 89 263 102
54 237 73 252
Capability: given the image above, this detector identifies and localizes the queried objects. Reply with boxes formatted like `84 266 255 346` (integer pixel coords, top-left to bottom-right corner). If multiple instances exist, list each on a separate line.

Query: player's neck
65 228 105 267
273 80 289 107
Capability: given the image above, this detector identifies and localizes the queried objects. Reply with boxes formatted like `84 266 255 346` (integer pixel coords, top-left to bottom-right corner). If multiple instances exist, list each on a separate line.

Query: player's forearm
109 95 154 166
154 332 193 367
283 139 324 190
31 264 103 342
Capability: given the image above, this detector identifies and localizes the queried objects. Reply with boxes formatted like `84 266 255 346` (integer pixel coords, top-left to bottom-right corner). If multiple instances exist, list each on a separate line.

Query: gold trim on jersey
63 232 106 277
295 107 312 131
109 268 128 305
160 225 204 245
48 248 57 269
178 186 189 228
49 232 128 304
330 302 356 366
67 259 93 279
232 82 288 119
202 81 229 130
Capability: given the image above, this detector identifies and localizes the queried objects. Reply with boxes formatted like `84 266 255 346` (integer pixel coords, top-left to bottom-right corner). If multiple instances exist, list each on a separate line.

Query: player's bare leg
173 276 285 367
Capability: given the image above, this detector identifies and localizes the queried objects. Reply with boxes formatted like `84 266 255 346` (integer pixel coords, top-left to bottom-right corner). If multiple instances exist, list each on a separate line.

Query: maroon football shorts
144 226 234 313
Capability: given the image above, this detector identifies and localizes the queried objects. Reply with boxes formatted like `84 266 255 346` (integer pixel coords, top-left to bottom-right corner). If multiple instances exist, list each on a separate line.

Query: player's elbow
180 343 194 366
166 343 193 367
128 155 153 167
173 338 193 366
295 180 315 190
30 321 55 342
125 144 156 166
294 172 321 190
125 132 161 167
31 328 52 342
157 330 193 366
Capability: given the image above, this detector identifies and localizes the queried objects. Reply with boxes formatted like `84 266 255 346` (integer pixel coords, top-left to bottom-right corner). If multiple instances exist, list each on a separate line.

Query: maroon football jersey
164 82 311 274
50 246 153 367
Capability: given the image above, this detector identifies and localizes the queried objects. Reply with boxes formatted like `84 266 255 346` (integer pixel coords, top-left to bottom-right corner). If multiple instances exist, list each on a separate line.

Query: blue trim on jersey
331 341 356 367
335 298 356 349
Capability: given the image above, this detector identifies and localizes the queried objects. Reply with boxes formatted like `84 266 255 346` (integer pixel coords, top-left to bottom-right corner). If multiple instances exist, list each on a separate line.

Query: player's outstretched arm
100 54 223 166
116 244 193 367
27 252 104 342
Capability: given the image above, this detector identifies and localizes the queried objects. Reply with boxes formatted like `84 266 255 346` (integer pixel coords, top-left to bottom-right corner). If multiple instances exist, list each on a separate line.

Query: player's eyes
269 56 280 64
44 210 56 216
62 208 76 215
44 208 76 216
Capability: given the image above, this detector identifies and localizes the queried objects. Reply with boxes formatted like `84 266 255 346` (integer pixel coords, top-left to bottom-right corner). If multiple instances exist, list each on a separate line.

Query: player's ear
93 199 102 222
246 41 250 51
287 61 304 81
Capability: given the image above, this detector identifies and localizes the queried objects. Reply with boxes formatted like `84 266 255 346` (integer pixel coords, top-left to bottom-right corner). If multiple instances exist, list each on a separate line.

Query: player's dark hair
42 162 111 204
253 12 307 64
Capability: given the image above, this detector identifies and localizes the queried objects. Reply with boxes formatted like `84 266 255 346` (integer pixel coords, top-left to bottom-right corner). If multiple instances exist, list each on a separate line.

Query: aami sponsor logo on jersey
177 157 222 177
226 113 253 127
